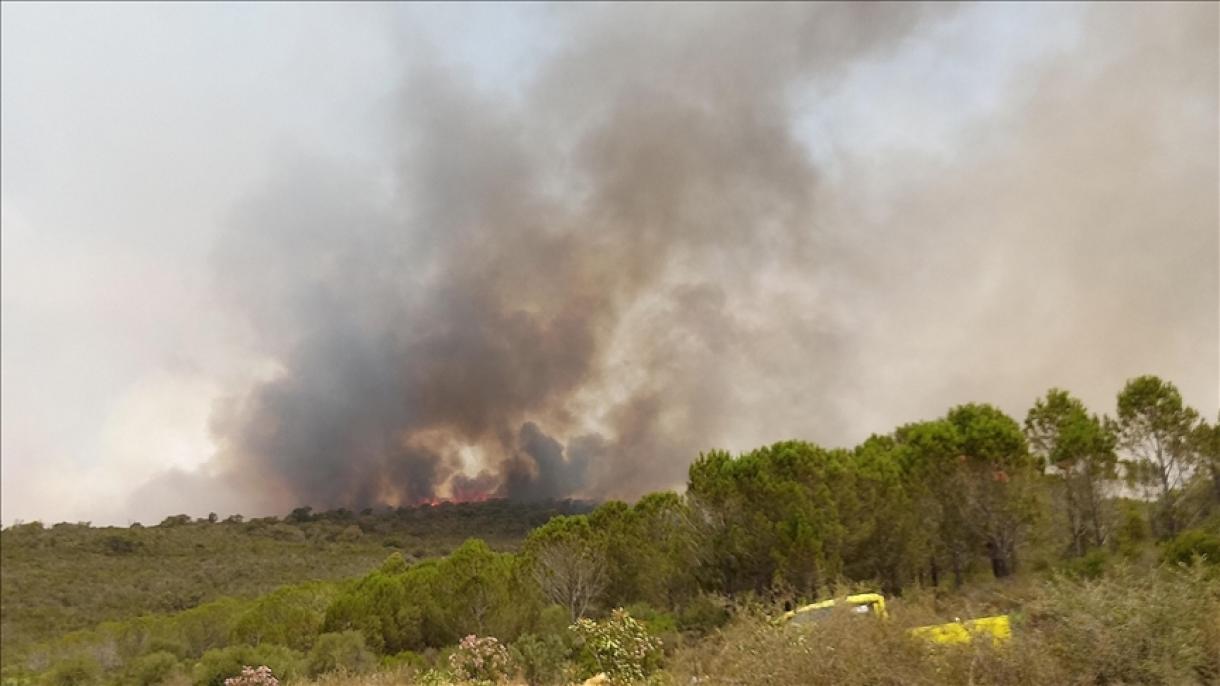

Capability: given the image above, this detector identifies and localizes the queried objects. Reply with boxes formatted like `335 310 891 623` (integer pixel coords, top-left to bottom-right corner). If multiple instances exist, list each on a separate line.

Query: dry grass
297 666 420 685
664 564 1220 686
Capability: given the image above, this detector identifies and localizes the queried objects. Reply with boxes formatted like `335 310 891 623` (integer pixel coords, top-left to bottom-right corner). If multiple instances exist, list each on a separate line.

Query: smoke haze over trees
1 3 1216 523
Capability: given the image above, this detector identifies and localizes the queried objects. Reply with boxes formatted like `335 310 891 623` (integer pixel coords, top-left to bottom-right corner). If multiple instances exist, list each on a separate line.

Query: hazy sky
2 2 1216 525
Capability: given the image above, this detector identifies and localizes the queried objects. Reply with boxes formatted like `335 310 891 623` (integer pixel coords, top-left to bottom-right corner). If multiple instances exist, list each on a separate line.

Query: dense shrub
447 635 514 685
127 650 179 685
306 632 376 677
1162 528 1220 566
192 645 302 686
1024 563 1220 683
231 585 333 652
42 655 102 686
512 632 574 686
667 604 1060 686
1061 548 1109 579
337 526 364 543
101 534 141 556
675 594 730 635
322 564 438 653
324 540 536 656
668 564 1220 686
570 609 663 684
223 665 278 686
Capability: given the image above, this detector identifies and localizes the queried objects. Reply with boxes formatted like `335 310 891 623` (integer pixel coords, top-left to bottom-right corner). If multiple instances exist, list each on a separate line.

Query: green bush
337 526 364 543
623 603 677 636
570 609 663 684
191 645 302 686
1162 529 1220 566
128 651 178 686
145 638 189 659
533 605 571 637
666 604 1061 686
447 635 514 686
306 631 376 676
230 584 331 652
101 534 141 556
676 594 730 635
41 656 101 686
378 650 426 670
1114 500 1151 557
1063 548 1109 579
1024 563 1220 684
512 632 574 686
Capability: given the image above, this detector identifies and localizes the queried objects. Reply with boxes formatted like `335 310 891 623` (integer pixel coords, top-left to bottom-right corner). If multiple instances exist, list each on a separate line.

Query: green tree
896 419 976 586
688 441 855 600
432 538 530 640
1191 414 1220 508
946 403 1036 578
230 583 333 651
525 516 607 621
322 563 436 653
628 492 700 608
845 435 922 592
1115 376 1200 538
1026 389 1118 554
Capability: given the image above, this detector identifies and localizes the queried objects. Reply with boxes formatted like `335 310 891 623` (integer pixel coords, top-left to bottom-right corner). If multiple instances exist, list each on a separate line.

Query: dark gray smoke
139 2 1215 517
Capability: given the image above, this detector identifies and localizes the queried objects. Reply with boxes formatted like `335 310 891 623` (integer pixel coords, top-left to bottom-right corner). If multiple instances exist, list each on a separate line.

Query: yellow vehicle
780 591 1011 646
779 592 889 624
908 614 1011 646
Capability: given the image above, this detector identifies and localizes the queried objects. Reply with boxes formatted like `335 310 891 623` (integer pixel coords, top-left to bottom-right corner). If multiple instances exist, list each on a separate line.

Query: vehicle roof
781 592 886 620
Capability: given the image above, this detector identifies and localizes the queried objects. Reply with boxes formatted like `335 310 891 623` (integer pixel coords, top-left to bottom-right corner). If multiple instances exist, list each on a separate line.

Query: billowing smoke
134 3 1215 516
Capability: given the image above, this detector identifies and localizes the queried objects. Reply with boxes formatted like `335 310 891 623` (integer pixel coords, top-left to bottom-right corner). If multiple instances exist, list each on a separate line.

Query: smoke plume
147 3 1215 516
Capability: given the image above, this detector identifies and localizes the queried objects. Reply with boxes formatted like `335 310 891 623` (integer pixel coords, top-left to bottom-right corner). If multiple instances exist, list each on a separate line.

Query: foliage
127 650 179 686
1162 528 1220 566
511 632 574 686
1025 388 1118 554
322 540 535 655
668 563 1220 686
6 375 1217 685
1025 563 1220 683
0 499 591 663
306 632 376 677
223 665 280 686
192 644 301 686
41 655 101 686
1116 375 1201 538
1193 415 1220 510
524 516 607 621
1061 548 1109 580
570 609 663 684
674 594 730 635
447 635 514 685
321 561 437 654
231 583 335 652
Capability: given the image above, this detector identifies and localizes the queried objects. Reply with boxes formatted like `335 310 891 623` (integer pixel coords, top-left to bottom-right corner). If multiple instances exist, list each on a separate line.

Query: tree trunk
1211 462 1220 507
1155 441 1180 538
987 537 1015 578
1084 466 1106 549
1064 472 1084 556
